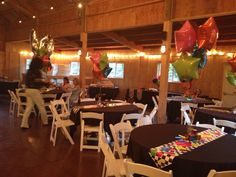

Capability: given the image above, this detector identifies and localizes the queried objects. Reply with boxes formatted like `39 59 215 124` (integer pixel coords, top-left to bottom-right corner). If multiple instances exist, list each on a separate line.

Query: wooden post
80 2 87 88
157 0 173 124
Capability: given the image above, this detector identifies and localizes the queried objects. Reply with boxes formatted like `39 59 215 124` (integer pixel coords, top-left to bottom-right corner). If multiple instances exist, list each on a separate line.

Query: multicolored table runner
149 129 226 169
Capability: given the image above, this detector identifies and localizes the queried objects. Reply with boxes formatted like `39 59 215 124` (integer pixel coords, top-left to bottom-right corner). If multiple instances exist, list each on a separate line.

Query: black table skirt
127 124 236 177
0 81 19 94
70 102 139 137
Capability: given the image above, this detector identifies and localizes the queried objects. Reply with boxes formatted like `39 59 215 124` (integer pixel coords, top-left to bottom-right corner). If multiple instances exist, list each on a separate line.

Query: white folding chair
133 103 147 114
16 89 37 118
138 107 157 126
152 96 158 108
49 99 75 146
111 99 126 103
8 90 18 117
213 118 236 135
100 134 126 177
207 169 236 177
124 159 173 177
109 121 133 159
195 122 224 132
60 92 72 110
180 103 194 125
80 112 104 152
204 99 223 108
42 93 57 119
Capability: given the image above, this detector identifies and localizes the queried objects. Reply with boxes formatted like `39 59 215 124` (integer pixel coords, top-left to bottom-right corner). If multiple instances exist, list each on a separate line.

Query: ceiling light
78 3 83 8
32 16 36 19
50 6 54 10
160 45 166 54
18 20 22 24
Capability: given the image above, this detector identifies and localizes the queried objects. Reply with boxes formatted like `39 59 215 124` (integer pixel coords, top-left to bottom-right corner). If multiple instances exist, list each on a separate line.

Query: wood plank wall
7 41 225 100
0 22 5 76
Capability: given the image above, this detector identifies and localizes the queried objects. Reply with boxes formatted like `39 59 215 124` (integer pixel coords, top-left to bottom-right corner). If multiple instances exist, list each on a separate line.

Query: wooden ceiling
0 0 236 52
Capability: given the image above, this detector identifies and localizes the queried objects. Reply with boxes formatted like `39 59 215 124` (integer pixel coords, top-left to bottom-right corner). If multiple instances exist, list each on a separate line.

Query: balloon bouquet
226 56 236 86
90 53 112 80
30 29 54 72
173 17 219 98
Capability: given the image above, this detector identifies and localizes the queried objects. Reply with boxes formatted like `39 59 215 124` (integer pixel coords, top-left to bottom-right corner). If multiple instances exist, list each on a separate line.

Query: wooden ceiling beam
102 32 143 52
7 0 36 17
55 38 81 49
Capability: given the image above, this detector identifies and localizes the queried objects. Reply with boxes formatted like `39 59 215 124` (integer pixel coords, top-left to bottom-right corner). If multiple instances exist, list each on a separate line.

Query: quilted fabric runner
149 129 225 169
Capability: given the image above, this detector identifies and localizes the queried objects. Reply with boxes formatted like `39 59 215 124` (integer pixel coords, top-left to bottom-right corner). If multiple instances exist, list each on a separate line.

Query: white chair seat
105 159 126 177
55 119 74 127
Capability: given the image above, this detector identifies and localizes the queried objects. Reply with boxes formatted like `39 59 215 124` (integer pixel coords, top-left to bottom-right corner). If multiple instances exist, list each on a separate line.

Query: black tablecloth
194 107 236 133
0 81 19 94
167 97 214 123
127 124 236 177
88 86 119 100
141 90 181 108
70 102 139 137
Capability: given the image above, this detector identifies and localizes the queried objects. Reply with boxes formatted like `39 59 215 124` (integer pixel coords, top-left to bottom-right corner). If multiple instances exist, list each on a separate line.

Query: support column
157 0 173 124
79 2 87 88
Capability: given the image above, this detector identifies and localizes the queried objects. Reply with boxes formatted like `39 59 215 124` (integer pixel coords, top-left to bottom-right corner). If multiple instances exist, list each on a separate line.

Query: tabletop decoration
30 29 54 72
149 129 225 169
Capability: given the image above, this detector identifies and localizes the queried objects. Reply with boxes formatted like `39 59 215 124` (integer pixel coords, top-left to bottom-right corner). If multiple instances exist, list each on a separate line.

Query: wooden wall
0 22 5 76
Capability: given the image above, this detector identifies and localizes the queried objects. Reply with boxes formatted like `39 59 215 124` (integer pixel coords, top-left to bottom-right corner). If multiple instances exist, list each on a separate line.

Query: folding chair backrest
152 96 158 108
100 134 121 177
195 122 224 132
50 99 70 120
207 169 236 177
124 159 173 177
182 110 192 125
134 103 147 116
8 90 18 103
213 118 236 135
80 112 104 121
149 107 158 120
60 92 72 109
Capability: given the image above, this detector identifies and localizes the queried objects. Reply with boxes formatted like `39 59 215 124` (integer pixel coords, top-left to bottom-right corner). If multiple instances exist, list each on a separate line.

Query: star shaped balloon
197 17 219 50
227 56 236 72
175 21 197 53
172 55 200 82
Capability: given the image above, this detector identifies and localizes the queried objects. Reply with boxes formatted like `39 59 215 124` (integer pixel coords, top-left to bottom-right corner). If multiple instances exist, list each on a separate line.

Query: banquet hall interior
0 0 236 177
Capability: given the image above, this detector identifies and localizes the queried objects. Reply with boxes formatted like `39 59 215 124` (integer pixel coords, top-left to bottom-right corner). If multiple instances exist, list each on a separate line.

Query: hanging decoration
226 56 236 86
30 29 54 71
90 53 112 80
152 76 160 87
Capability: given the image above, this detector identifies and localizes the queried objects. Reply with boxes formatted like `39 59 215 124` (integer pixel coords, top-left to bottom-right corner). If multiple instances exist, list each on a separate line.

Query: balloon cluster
90 53 112 80
30 29 54 71
226 56 236 86
173 17 219 94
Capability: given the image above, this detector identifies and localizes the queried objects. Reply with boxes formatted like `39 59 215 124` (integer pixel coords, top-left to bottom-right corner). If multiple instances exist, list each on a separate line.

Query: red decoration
175 21 197 53
197 17 219 50
227 56 236 72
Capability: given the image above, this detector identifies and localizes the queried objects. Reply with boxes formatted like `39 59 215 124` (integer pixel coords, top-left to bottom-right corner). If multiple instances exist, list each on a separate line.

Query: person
70 78 80 105
21 57 49 128
61 77 73 92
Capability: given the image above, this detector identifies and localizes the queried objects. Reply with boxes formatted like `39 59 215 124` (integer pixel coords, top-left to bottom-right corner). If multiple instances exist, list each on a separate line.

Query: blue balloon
192 46 207 68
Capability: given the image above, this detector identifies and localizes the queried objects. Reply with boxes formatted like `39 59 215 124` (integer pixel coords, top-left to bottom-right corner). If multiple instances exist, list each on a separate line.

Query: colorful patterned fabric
149 129 225 168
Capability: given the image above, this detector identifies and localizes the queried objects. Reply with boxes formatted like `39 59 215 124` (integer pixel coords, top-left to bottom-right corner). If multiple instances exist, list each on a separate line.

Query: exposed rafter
102 32 143 52
7 0 36 18
55 38 81 49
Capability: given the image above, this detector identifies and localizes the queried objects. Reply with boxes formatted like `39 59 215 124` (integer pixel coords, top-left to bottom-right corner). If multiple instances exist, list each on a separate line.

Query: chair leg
80 123 84 151
102 160 106 177
61 126 74 145
53 126 58 146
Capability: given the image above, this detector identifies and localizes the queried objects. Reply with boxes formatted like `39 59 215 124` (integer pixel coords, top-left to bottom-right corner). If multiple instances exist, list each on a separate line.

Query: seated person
70 78 80 105
97 78 114 88
61 77 72 92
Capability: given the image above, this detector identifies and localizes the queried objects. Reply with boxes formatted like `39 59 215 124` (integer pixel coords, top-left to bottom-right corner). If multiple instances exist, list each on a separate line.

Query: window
156 63 179 82
70 62 80 75
108 63 124 78
25 59 32 71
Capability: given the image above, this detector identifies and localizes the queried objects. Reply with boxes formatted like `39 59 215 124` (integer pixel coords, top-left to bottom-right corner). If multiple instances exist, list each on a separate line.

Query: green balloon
99 53 108 70
226 72 236 86
172 55 200 82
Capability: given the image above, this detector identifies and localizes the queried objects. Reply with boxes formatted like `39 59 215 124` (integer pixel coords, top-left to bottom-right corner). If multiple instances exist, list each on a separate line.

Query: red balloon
92 63 104 80
227 56 236 72
175 21 197 53
197 17 219 50
90 53 101 65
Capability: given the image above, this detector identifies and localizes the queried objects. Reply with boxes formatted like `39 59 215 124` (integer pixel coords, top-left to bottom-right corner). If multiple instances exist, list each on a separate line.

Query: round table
127 124 236 177
70 102 139 137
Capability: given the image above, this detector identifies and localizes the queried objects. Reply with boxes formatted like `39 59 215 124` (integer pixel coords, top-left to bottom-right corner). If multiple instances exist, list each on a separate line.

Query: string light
160 45 166 54
50 6 54 10
18 20 22 24
1 1 5 5
78 3 83 8
32 16 36 19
